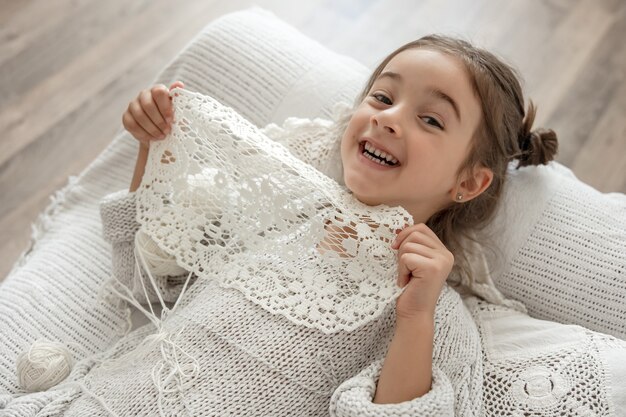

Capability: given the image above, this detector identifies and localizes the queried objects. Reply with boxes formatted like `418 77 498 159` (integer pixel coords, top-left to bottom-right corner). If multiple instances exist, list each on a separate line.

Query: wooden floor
1 0 625 281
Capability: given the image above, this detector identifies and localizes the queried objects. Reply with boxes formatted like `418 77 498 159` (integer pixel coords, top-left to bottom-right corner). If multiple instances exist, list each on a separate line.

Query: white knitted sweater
99 187 481 416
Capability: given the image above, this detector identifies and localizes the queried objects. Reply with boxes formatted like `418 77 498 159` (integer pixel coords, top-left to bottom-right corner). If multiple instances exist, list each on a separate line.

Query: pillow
476 161 626 339
156 7 368 126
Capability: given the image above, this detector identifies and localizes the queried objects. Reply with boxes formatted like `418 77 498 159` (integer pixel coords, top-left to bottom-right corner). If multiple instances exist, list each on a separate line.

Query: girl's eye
421 116 444 130
371 93 392 105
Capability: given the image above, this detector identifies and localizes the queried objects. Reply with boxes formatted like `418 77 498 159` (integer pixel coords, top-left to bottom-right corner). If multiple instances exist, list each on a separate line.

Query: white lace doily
135 88 413 333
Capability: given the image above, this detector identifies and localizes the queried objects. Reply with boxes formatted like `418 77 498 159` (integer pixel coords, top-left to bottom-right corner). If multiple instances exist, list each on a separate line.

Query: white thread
315 350 340 390
97 275 134 337
75 381 123 417
16 339 74 392
134 230 188 276
94 232 199 417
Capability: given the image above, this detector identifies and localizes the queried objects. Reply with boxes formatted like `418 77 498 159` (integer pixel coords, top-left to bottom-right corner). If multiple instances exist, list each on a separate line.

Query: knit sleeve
99 189 195 305
329 361 455 416
329 288 483 417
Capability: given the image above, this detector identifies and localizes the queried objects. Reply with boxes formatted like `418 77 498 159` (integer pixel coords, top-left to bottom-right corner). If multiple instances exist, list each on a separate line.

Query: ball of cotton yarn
16 340 74 392
135 230 188 276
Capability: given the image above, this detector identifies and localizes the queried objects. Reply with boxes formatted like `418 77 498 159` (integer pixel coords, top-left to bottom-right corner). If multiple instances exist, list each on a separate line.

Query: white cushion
479 161 626 339
157 6 368 127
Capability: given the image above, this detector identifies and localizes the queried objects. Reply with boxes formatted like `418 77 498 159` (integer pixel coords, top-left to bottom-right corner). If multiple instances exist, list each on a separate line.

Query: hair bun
516 101 559 168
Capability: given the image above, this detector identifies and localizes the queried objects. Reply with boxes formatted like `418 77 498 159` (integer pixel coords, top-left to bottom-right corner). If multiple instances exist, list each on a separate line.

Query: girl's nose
371 111 401 136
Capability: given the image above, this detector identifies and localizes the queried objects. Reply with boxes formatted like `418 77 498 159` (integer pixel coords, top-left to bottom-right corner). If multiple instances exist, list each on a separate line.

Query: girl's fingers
397 252 426 287
168 81 184 101
397 242 435 260
152 86 173 126
396 242 434 287
393 224 440 250
139 90 168 136
393 224 422 249
128 99 163 139
169 81 184 91
123 111 155 144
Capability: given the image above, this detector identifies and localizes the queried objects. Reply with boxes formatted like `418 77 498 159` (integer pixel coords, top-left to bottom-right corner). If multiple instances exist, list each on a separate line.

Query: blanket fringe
7 175 80 278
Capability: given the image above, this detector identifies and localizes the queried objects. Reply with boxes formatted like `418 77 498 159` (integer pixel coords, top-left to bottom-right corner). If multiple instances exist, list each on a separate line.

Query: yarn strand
93 231 199 417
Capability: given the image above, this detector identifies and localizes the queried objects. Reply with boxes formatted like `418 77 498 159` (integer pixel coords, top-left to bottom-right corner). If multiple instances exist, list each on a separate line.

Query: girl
104 34 557 415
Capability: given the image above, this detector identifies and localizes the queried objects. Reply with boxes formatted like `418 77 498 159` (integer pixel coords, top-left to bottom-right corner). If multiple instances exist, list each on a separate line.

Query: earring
456 192 463 201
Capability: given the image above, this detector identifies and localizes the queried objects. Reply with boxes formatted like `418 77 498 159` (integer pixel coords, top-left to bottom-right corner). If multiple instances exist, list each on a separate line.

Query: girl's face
340 48 484 224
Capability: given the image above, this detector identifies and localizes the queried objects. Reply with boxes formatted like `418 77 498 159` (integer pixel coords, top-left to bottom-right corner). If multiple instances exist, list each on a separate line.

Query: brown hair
332 34 559 287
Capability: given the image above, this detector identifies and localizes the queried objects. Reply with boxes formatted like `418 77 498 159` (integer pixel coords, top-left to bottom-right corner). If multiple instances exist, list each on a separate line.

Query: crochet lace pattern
134 88 413 334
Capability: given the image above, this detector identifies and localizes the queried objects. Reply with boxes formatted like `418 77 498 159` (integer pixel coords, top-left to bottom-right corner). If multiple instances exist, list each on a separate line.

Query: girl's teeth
364 150 395 166
364 141 398 165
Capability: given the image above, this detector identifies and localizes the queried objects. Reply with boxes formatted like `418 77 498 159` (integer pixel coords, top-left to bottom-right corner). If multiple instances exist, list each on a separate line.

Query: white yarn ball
16 339 74 392
135 230 188 276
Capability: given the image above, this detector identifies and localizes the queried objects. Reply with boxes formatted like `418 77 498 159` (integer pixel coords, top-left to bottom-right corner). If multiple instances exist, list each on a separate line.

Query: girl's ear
454 166 493 202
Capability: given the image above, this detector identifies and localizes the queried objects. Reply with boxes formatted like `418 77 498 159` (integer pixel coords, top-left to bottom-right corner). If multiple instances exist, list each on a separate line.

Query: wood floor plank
484 0 578 68
0 0 146 103
544 6 626 171
0 0 32 27
572 78 626 193
0 0 91 66
0 0 227 217
523 1 614 126
0 0 214 170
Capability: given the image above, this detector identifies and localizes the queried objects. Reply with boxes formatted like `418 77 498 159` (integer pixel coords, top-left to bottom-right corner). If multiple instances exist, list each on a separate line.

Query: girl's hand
391 223 454 320
122 81 184 148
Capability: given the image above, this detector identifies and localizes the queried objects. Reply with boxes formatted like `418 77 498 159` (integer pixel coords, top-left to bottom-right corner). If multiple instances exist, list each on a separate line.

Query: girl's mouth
358 141 400 169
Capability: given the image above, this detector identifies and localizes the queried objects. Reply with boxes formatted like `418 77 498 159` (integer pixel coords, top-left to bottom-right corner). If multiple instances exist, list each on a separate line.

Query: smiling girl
113 34 558 415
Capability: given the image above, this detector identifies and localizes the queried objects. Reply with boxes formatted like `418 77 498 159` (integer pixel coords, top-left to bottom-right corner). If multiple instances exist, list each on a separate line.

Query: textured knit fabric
478 163 626 339
467 298 626 416
1 6 625 416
